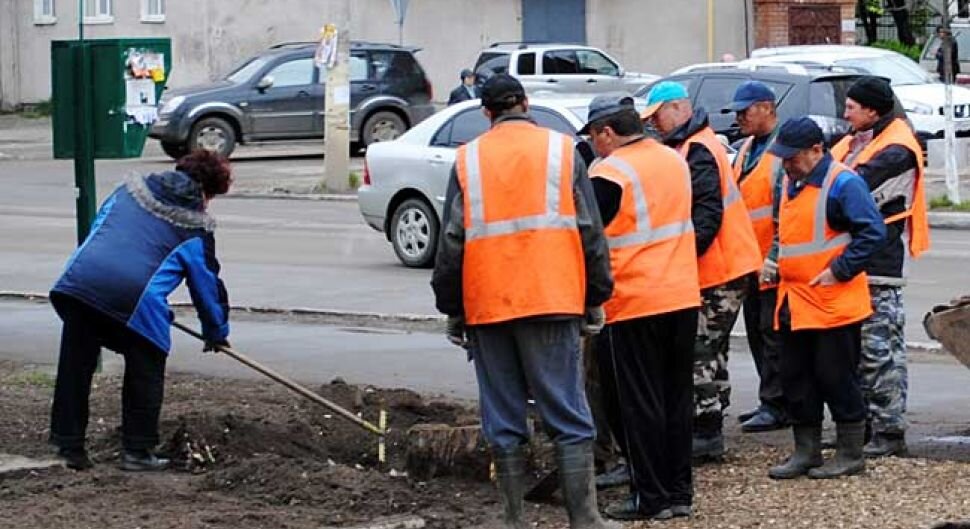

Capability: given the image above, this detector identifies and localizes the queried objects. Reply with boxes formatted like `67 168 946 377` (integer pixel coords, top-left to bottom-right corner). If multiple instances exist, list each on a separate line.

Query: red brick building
754 0 858 48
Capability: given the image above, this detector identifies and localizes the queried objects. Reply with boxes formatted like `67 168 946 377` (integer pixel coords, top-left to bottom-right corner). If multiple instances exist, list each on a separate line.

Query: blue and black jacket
51 171 230 353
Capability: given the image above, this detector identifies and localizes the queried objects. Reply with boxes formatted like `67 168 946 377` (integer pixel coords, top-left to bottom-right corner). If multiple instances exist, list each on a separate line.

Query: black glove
581 306 606 336
203 339 230 353
446 316 468 349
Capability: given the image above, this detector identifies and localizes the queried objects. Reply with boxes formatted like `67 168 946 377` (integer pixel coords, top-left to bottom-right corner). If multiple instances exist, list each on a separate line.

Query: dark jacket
431 114 614 318
661 108 724 257
845 113 919 283
936 38 961 81
448 84 479 105
784 153 886 282
51 171 230 353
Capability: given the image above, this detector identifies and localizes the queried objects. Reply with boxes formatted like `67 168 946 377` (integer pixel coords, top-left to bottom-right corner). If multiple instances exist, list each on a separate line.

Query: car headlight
159 96 185 115
902 100 934 115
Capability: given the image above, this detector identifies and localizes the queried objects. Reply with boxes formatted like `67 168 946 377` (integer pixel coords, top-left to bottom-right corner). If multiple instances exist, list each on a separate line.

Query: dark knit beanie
847 76 895 116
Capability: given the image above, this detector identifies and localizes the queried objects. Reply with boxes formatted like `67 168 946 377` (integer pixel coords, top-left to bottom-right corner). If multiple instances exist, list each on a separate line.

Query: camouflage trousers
860 285 908 435
693 275 748 436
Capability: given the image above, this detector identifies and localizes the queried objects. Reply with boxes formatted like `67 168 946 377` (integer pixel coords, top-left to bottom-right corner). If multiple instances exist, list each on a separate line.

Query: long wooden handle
172 321 385 436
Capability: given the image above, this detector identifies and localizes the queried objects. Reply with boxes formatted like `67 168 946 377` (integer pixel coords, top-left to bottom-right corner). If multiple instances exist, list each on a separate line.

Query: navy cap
480 74 527 111
579 94 636 135
768 117 824 159
723 80 775 113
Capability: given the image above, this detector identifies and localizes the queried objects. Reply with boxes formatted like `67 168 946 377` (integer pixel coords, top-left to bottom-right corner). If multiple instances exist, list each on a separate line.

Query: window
349 53 368 82
83 0 112 24
431 109 489 147
33 0 56 25
264 58 314 88
530 108 576 135
542 50 580 75
474 53 510 82
141 0 165 23
517 53 537 76
695 77 746 114
225 57 268 84
576 51 619 76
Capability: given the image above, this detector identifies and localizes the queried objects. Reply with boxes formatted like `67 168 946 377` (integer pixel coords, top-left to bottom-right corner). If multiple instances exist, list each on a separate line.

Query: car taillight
425 79 434 101
363 158 371 186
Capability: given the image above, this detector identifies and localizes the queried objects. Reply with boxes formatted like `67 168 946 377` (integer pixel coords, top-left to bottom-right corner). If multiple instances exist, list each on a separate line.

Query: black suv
149 41 435 158
635 66 899 146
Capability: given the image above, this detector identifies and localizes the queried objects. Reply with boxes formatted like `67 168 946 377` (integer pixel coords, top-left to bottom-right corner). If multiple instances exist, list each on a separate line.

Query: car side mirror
617 67 626 77
257 76 274 92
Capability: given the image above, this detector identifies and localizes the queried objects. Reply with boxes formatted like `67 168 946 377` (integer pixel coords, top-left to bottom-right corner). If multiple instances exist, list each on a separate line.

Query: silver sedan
357 96 596 268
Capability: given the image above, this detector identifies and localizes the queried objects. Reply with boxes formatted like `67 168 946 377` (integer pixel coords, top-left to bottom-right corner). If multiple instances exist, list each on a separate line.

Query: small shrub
869 40 922 62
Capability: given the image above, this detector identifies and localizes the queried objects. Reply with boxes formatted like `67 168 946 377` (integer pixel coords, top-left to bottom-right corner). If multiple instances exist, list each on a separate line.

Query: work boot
768 424 822 479
57 447 94 471
119 449 170 472
594 461 629 489
604 495 673 521
742 408 788 433
808 422 866 479
557 442 622 529
863 432 907 458
492 446 529 529
692 433 725 462
670 505 693 518
737 406 761 424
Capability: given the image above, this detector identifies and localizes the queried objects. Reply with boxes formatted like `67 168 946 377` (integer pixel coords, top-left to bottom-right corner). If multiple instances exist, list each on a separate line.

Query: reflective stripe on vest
463 131 576 241
778 164 852 259
597 155 694 249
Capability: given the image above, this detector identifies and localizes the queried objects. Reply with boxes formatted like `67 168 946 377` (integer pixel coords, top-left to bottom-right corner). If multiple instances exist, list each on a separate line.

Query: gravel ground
0 359 967 529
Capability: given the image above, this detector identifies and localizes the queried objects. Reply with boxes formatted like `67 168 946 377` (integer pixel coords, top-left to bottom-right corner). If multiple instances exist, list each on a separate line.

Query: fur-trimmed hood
125 171 216 232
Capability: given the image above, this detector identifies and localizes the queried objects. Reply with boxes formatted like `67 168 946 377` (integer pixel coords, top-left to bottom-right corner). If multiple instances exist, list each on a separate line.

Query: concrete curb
0 291 943 353
927 211 970 230
224 192 358 202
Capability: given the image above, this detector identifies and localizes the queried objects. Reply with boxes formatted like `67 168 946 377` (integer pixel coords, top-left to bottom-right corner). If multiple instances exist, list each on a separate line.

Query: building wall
1 0 750 107
754 0 857 49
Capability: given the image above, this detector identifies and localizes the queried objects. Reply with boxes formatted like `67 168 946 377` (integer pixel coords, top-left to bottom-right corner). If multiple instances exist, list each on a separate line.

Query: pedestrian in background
448 68 479 105
935 26 961 84
431 74 617 529
49 150 232 472
641 81 762 462
766 117 886 480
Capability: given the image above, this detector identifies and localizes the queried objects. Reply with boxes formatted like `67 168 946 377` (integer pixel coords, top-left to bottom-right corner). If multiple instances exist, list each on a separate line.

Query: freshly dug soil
0 359 968 529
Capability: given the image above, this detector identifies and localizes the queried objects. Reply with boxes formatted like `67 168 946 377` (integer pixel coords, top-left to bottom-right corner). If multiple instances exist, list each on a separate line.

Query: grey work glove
581 306 606 336
760 258 779 286
446 316 469 349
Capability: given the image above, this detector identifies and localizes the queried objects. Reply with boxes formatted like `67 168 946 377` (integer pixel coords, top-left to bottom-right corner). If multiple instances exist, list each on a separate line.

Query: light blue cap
641 81 690 119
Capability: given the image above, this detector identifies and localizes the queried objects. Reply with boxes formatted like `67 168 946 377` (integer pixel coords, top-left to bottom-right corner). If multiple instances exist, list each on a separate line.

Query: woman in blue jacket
49 150 232 471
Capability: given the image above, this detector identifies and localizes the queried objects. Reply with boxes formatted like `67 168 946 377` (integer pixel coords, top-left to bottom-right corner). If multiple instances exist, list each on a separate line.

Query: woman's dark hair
176 150 232 197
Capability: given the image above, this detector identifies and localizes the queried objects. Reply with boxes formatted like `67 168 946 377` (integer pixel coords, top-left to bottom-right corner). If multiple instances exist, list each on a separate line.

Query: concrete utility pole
942 2 961 203
323 0 351 192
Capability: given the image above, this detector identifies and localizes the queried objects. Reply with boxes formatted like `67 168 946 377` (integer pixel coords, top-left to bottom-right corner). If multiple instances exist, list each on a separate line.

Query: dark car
635 66 903 146
149 41 435 159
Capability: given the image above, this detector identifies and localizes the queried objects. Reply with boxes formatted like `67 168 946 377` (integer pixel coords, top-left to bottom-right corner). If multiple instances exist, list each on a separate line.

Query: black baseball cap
480 74 527 111
768 117 825 160
579 94 636 135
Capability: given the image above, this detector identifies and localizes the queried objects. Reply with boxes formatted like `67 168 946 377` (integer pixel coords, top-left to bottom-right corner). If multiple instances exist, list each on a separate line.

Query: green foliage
929 195 970 211
862 0 884 15
20 100 52 119
348 171 361 189
6 370 56 388
869 40 923 62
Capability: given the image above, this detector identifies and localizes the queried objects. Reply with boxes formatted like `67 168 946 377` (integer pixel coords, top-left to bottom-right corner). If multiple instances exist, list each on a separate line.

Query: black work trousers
741 279 786 417
49 294 168 451
594 308 698 512
779 319 866 425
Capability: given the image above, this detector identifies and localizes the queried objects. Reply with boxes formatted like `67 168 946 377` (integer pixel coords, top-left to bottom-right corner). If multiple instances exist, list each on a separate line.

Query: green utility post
73 0 97 244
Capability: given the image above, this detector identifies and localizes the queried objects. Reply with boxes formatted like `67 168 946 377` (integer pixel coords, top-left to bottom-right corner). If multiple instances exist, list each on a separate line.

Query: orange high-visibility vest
831 118 930 258
775 161 872 331
591 139 701 323
680 127 762 289
733 135 783 290
455 121 586 325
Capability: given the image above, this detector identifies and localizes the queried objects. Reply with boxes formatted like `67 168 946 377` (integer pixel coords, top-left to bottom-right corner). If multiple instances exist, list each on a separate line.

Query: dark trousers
50 295 167 451
594 308 698 512
741 280 786 417
779 320 866 425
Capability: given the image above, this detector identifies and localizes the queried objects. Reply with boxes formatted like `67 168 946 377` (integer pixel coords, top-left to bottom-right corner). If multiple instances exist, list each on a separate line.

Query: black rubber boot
119 449 170 472
557 442 622 529
691 433 725 462
808 421 866 479
863 432 907 458
768 424 822 479
493 446 529 529
57 447 94 471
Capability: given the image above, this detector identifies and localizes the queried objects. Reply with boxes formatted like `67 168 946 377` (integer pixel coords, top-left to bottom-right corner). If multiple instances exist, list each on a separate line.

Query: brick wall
754 0 857 49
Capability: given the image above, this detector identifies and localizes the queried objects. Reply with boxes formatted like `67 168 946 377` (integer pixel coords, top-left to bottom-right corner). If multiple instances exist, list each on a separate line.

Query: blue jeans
470 318 595 450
